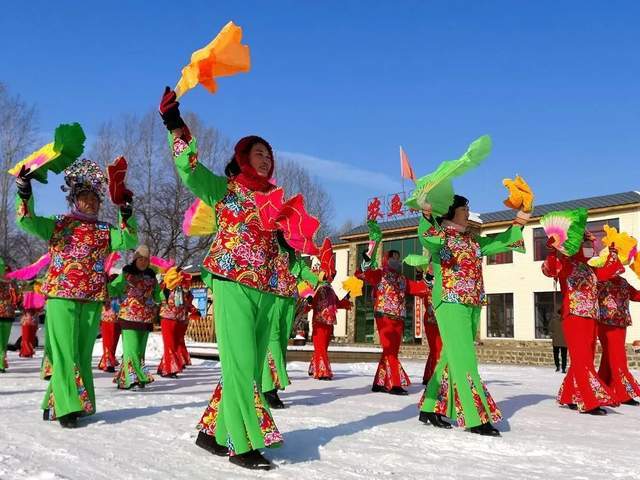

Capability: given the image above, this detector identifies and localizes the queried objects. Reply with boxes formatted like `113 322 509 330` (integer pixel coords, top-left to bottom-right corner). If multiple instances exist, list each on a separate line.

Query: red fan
107 156 133 206
255 187 320 256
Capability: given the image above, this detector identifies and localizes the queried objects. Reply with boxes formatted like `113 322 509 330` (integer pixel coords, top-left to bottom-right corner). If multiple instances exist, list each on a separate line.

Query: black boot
264 390 285 409
389 387 409 396
195 431 229 456
106 366 116 373
371 384 386 393
469 422 500 437
58 413 79 429
623 398 640 406
584 407 607 416
43 410 50 421
419 411 452 429
567 403 578 410
229 450 274 470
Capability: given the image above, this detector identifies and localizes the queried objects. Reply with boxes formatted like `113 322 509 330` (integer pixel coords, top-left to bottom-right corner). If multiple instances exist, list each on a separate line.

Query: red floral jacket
597 275 640 327
542 250 623 319
360 268 426 319
312 282 351 325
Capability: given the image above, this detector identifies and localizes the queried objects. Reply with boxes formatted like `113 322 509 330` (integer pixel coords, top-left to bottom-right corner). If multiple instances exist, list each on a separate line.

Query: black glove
362 251 371 262
159 86 185 131
120 202 133 224
16 166 34 200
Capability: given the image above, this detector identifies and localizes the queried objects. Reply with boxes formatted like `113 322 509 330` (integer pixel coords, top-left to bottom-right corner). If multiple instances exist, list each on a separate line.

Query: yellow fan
601 225 637 265
503 175 534 212
183 199 217 236
342 276 364 298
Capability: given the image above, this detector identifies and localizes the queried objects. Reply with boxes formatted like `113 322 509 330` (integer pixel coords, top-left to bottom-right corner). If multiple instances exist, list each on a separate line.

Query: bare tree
276 158 335 241
0 83 41 267
88 110 231 266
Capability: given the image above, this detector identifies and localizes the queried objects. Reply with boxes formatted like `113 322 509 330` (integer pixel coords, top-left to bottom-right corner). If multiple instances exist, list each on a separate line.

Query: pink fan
150 256 175 274
6 254 50 281
23 291 46 310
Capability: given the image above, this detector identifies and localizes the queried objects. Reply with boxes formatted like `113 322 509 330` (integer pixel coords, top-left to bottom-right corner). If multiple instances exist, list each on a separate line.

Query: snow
1 335 639 480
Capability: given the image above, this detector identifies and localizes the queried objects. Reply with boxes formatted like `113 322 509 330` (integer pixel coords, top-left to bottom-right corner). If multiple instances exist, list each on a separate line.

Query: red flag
399 146 416 182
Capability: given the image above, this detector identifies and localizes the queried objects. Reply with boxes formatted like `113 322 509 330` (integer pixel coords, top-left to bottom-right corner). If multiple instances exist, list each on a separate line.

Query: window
534 291 562 339
534 217 620 261
486 293 514 338
586 218 619 252
533 227 548 261
354 237 423 343
487 251 513 265
355 243 375 343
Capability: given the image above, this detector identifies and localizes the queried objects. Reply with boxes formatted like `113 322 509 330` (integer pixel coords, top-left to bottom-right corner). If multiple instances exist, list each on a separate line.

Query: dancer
19 284 45 358
110 245 162 389
418 194 529 435
420 272 441 385
157 267 188 377
0 259 18 372
98 291 121 372
542 215 622 415
596 272 640 405
360 249 426 395
308 239 351 381
15 158 137 427
160 85 319 469
176 280 194 369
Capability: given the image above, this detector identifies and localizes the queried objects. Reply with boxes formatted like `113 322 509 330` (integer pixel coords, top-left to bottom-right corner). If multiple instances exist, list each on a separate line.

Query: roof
341 191 640 239
480 191 640 224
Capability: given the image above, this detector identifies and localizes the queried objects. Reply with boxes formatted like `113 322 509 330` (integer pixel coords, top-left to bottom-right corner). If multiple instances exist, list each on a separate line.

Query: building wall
481 208 640 342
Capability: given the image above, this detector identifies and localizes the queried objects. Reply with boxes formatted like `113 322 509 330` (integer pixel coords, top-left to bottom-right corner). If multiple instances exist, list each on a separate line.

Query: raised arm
15 195 55 242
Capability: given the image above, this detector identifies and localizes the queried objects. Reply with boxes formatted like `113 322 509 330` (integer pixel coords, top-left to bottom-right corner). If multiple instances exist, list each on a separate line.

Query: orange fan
175 21 251 99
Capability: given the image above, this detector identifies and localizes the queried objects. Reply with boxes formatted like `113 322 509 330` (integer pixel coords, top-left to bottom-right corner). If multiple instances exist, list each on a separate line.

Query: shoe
622 399 640 406
371 384 386 393
264 390 285 409
555 367 560 372
195 431 229 457
58 413 79 429
43 410 50 421
389 387 409 396
469 422 501 437
0 368 5 373
562 369 566 373
132 383 146 391
229 450 274 470
318 376 332 381
419 411 452 429
106 366 116 373
567 404 578 410
584 407 607 416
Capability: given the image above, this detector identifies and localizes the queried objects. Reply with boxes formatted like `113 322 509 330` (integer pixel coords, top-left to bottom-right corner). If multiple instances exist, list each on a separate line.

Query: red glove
159 86 185 131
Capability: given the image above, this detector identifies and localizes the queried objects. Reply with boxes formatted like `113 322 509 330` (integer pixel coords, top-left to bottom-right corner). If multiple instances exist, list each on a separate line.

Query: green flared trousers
40 298 102 419
420 302 501 429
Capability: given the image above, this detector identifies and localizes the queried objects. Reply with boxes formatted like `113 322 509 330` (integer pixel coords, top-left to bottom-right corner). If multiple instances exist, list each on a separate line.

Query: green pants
196 278 283 455
420 303 502 429
114 329 153 389
41 298 102 419
0 320 12 370
262 296 296 392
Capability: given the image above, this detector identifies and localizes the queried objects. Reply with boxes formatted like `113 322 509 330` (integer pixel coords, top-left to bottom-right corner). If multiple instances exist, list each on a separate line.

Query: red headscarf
233 135 275 192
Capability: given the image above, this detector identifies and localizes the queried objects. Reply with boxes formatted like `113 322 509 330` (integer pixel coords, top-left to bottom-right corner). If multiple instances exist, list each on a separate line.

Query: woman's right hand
16 166 34 200
159 86 185 132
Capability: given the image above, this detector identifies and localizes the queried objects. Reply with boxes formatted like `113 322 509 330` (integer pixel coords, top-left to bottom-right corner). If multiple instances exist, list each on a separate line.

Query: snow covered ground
2 333 639 480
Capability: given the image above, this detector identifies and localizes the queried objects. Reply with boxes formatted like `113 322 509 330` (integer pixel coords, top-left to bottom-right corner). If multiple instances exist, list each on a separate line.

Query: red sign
414 296 423 338
366 192 420 222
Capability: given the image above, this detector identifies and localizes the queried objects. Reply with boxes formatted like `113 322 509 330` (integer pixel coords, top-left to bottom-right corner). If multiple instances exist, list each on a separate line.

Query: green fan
405 135 492 217
540 208 588 256
403 253 431 269
8 123 86 183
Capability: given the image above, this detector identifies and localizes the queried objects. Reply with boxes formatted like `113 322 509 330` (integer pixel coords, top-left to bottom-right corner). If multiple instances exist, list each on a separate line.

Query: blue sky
2 1 639 227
